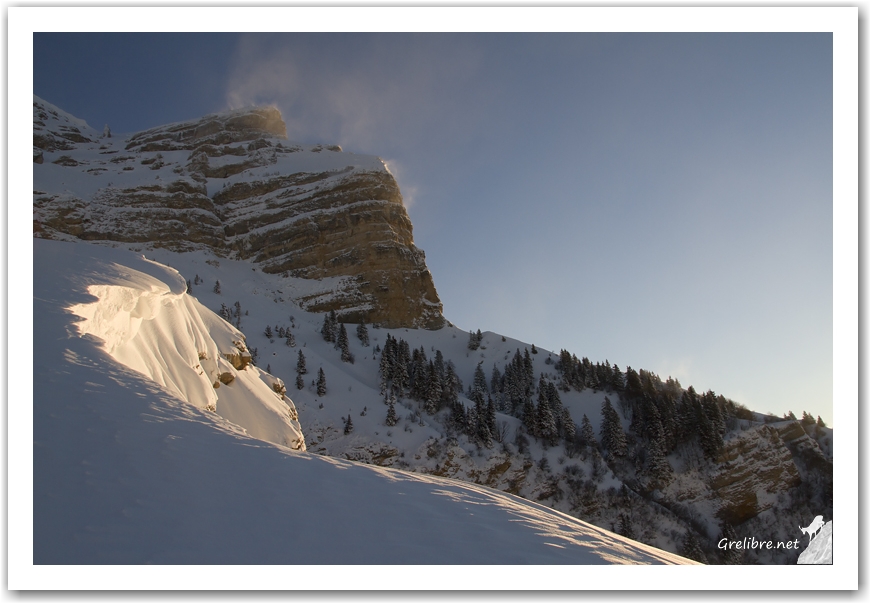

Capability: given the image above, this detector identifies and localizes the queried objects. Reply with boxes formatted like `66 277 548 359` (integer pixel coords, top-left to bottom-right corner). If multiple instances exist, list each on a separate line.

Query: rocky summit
32 96 444 330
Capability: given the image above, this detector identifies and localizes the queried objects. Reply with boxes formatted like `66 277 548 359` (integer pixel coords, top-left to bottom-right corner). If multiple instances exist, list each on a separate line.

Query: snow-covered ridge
63 241 305 450
32 238 695 567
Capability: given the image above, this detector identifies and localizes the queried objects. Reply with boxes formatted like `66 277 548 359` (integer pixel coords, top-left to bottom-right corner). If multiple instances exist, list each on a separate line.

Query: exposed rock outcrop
710 423 802 524
32 95 445 329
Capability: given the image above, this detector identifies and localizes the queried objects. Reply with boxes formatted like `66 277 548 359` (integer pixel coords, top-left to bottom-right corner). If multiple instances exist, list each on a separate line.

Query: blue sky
33 31 834 425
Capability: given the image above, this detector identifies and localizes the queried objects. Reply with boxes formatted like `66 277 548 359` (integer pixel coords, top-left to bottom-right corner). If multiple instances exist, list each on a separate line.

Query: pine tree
490 365 502 397
521 397 536 435
535 386 557 445
546 382 563 426
425 361 442 414
443 363 460 406
321 311 337 343
285 332 296 347
473 362 488 397
344 414 354 435
679 531 708 564
600 396 627 458
213 280 221 294
645 437 672 489
295 373 305 390
356 323 369 347
616 513 635 540
296 350 308 375
450 399 467 433
562 408 576 444
580 414 596 449
186 279 192 294
264 325 273 339
486 396 497 440
219 303 231 322
385 395 398 426
338 323 353 363
467 329 481 351
316 368 327 397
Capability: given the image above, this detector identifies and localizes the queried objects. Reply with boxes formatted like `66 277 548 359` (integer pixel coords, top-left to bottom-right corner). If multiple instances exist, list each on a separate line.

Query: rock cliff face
709 423 802 524
32 96 444 330
665 419 828 532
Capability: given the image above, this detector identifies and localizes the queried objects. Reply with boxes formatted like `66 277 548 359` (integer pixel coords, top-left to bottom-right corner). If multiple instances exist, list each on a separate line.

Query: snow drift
62 242 305 450
31 238 694 566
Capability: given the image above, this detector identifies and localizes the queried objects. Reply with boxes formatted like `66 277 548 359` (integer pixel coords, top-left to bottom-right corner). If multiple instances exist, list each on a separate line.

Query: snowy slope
31 238 694 567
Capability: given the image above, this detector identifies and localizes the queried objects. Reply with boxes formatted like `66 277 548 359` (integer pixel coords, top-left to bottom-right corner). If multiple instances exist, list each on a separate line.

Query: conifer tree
356 323 369 347
467 329 482 351
580 414 596 449
600 396 627 457
645 437 673 489
610 363 624 391
522 397 536 435
562 408 576 444
219 303 231 322
186 279 192 294
344 414 353 435
679 531 708 564
296 350 308 375
433 350 446 382
338 323 353 363
316 367 327 397
443 363 460 406
321 310 337 343
473 362 488 397
546 382 563 425
385 395 398 426
490 365 503 397
535 386 557 445
425 361 442 414
295 373 305 390
213 280 221 294
264 325 273 339
486 396 497 440
450 399 467 433
232 301 242 324
286 332 296 347
616 513 635 540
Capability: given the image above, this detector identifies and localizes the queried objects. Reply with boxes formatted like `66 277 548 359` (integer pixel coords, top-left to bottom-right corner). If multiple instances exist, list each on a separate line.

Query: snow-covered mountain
31 97 833 567
32 238 690 566
33 95 443 330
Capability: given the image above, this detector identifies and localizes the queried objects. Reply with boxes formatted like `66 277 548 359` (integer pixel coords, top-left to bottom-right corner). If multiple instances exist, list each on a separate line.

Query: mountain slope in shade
32 238 695 565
